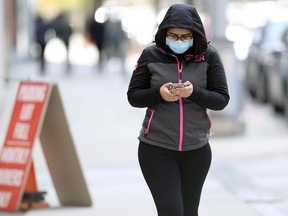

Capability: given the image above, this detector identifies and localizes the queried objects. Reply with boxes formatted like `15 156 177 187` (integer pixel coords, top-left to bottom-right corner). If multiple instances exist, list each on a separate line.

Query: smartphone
169 83 186 90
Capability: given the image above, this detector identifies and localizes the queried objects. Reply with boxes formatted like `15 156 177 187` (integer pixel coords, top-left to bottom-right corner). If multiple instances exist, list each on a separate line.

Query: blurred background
1 0 288 215
0 0 288 125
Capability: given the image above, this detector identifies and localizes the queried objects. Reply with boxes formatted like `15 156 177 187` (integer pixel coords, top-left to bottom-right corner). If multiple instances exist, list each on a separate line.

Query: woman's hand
170 81 193 98
160 81 193 102
160 83 181 102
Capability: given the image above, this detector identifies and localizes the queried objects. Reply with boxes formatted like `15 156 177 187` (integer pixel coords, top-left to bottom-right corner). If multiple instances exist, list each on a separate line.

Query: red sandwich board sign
0 81 92 211
0 82 50 211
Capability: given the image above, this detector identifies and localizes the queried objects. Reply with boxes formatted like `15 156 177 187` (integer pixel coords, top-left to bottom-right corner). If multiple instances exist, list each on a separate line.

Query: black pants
138 142 212 216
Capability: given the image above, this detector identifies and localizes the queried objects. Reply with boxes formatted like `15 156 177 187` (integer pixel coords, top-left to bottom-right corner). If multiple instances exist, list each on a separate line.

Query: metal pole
0 0 8 83
0 0 8 112
154 0 160 13
185 0 195 4
209 0 227 39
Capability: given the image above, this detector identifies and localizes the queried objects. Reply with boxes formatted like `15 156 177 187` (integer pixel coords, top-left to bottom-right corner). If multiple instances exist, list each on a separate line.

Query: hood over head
155 4 207 55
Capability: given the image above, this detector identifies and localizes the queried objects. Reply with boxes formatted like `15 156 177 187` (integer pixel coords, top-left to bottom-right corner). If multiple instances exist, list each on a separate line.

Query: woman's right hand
160 83 181 102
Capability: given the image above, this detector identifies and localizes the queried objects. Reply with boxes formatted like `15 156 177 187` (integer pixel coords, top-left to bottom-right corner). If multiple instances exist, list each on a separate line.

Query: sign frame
0 81 92 211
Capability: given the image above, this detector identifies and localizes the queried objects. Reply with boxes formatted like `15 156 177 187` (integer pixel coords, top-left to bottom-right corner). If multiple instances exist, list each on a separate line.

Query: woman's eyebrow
167 32 177 35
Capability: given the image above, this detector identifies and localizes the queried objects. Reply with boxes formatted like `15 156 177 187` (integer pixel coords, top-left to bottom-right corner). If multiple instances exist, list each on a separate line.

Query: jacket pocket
145 108 155 134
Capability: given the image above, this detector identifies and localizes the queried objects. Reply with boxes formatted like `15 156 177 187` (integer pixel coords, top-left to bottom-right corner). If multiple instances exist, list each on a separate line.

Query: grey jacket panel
138 57 211 151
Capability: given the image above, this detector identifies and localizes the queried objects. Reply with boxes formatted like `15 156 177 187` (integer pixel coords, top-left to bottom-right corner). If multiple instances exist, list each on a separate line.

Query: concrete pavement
0 59 288 215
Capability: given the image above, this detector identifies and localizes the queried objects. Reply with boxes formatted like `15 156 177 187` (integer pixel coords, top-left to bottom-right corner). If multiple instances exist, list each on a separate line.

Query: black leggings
138 142 212 216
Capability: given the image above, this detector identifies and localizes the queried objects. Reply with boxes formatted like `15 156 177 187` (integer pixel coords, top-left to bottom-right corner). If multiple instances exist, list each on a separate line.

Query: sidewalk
1 59 288 215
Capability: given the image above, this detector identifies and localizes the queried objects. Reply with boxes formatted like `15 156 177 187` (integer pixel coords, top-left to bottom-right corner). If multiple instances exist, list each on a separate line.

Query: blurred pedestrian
127 3 229 216
34 12 72 74
86 16 105 72
34 15 49 73
51 12 73 72
103 16 129 75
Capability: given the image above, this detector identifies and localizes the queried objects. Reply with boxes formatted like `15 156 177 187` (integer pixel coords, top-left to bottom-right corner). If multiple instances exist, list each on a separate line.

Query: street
0 59 288 216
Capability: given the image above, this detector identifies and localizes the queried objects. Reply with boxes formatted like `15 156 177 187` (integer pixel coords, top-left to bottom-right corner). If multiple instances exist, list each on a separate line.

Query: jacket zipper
175 57 184 151
159 48 187 151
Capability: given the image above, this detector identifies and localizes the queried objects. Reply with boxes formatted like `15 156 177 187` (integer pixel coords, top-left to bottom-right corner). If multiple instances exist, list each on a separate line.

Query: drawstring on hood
155 4 207 55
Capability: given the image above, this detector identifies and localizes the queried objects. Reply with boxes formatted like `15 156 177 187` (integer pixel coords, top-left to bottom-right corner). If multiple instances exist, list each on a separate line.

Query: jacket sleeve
187 46 230 110
127 49 164 108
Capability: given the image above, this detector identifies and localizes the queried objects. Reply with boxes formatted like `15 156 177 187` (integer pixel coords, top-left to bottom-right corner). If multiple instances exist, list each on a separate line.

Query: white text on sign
12 122 30 140
0 147 30 164
19 103 35 121
17 85 47 102
0 169 24 186
0 191 12 208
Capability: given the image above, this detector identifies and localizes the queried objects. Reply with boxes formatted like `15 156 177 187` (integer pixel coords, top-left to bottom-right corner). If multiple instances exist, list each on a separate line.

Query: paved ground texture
0 59 288 216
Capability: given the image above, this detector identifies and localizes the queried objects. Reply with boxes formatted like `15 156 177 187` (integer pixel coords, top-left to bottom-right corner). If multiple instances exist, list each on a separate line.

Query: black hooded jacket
127 4 230 151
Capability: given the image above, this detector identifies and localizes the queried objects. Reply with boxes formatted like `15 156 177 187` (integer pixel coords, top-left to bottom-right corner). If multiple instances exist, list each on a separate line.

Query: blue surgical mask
166 38 193 54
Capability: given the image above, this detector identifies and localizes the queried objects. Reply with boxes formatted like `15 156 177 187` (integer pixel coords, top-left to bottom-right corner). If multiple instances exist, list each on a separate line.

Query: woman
127 3 229 216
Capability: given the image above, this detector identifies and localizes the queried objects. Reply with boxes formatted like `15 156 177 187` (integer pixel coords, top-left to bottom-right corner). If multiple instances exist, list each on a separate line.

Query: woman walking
127 3 230 216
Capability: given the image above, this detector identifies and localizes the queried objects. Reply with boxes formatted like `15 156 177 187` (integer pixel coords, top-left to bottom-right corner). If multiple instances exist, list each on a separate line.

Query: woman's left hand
170 81 193 98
